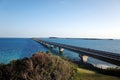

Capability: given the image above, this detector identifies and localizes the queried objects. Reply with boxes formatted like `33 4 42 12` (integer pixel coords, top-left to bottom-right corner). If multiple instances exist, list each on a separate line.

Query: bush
0 52 76 80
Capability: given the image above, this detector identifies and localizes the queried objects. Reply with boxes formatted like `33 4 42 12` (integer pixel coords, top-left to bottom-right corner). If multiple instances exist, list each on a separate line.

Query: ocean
0 38 47 64
0 38 120 68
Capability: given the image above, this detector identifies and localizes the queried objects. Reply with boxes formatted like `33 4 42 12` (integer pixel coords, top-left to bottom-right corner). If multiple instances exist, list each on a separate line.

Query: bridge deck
33 38 120 66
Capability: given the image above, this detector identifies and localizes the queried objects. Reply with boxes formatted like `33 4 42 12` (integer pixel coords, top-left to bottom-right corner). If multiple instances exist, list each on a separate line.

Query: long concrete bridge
33 38 120 66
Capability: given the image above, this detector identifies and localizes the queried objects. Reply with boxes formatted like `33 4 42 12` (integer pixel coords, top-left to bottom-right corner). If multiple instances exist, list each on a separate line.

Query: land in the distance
49 37 114 40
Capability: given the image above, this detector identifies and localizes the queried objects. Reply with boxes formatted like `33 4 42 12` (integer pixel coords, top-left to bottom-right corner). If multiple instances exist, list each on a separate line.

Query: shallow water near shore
0 38 120 68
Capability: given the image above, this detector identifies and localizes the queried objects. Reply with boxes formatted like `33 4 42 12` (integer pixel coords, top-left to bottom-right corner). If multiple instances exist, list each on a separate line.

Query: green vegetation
75 67 120 80
0 52 75 80
0 52 119 80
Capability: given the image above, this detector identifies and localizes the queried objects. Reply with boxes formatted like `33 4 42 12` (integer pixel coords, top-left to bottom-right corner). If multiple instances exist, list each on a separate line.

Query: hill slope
0 52 119 80
0 52 75 80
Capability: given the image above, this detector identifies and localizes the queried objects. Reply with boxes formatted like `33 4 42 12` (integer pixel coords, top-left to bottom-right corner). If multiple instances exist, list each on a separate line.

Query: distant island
49 37 59 39
69 38 114 40
49 37 114 40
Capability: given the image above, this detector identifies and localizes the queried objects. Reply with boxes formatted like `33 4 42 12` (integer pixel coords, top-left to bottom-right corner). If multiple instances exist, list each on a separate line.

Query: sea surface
0 38 120 68
0 38 47 64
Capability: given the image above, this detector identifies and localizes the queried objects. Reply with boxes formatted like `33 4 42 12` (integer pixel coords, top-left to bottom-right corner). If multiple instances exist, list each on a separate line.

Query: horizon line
0 37 120 39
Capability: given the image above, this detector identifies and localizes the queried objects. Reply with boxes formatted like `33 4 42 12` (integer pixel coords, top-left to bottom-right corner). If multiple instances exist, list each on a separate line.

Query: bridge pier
45 43 49 47
50 45 54 49
59 47 64 53
40 41 42 43
43 42 45 45
42 42 45 45
80 55 88 63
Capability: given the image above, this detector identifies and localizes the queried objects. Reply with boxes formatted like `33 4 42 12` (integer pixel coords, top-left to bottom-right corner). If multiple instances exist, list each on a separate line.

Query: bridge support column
40 42 43 44
50 45 54 49
43 42 45 45
42 42 45 45
59 47 64 53
80 55 88 63
45 43 49 47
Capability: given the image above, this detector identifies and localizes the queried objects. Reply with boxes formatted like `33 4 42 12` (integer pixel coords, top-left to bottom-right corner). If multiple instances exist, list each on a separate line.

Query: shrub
0 52 76 80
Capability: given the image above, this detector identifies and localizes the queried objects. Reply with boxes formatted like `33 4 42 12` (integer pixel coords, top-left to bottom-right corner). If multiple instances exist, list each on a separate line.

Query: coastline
0 51 120 80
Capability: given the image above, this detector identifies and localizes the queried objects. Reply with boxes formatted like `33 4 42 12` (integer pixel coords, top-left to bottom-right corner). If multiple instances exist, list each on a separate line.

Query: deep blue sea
0 38 120 68
0 38 47 64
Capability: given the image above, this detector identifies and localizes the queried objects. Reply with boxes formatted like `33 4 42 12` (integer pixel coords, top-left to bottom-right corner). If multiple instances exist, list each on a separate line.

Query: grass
75 67 120 80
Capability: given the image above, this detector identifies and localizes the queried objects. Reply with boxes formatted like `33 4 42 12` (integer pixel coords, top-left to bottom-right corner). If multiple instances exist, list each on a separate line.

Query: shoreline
70 60 120 77
0 51 120 77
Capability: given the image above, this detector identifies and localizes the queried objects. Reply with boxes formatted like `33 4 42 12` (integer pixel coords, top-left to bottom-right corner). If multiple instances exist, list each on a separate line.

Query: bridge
33 38 120 66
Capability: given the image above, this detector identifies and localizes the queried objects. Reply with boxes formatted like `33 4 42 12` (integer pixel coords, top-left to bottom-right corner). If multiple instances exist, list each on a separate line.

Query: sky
0 0 120 38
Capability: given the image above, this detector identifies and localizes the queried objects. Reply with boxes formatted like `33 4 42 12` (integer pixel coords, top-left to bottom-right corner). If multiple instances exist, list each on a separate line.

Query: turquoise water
0 38 47 64
41 38 120 67
0 38 120 67
41 38 120 54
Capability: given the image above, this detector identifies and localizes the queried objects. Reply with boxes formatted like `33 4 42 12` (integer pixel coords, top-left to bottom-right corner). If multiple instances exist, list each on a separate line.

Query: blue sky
0 0 120 38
